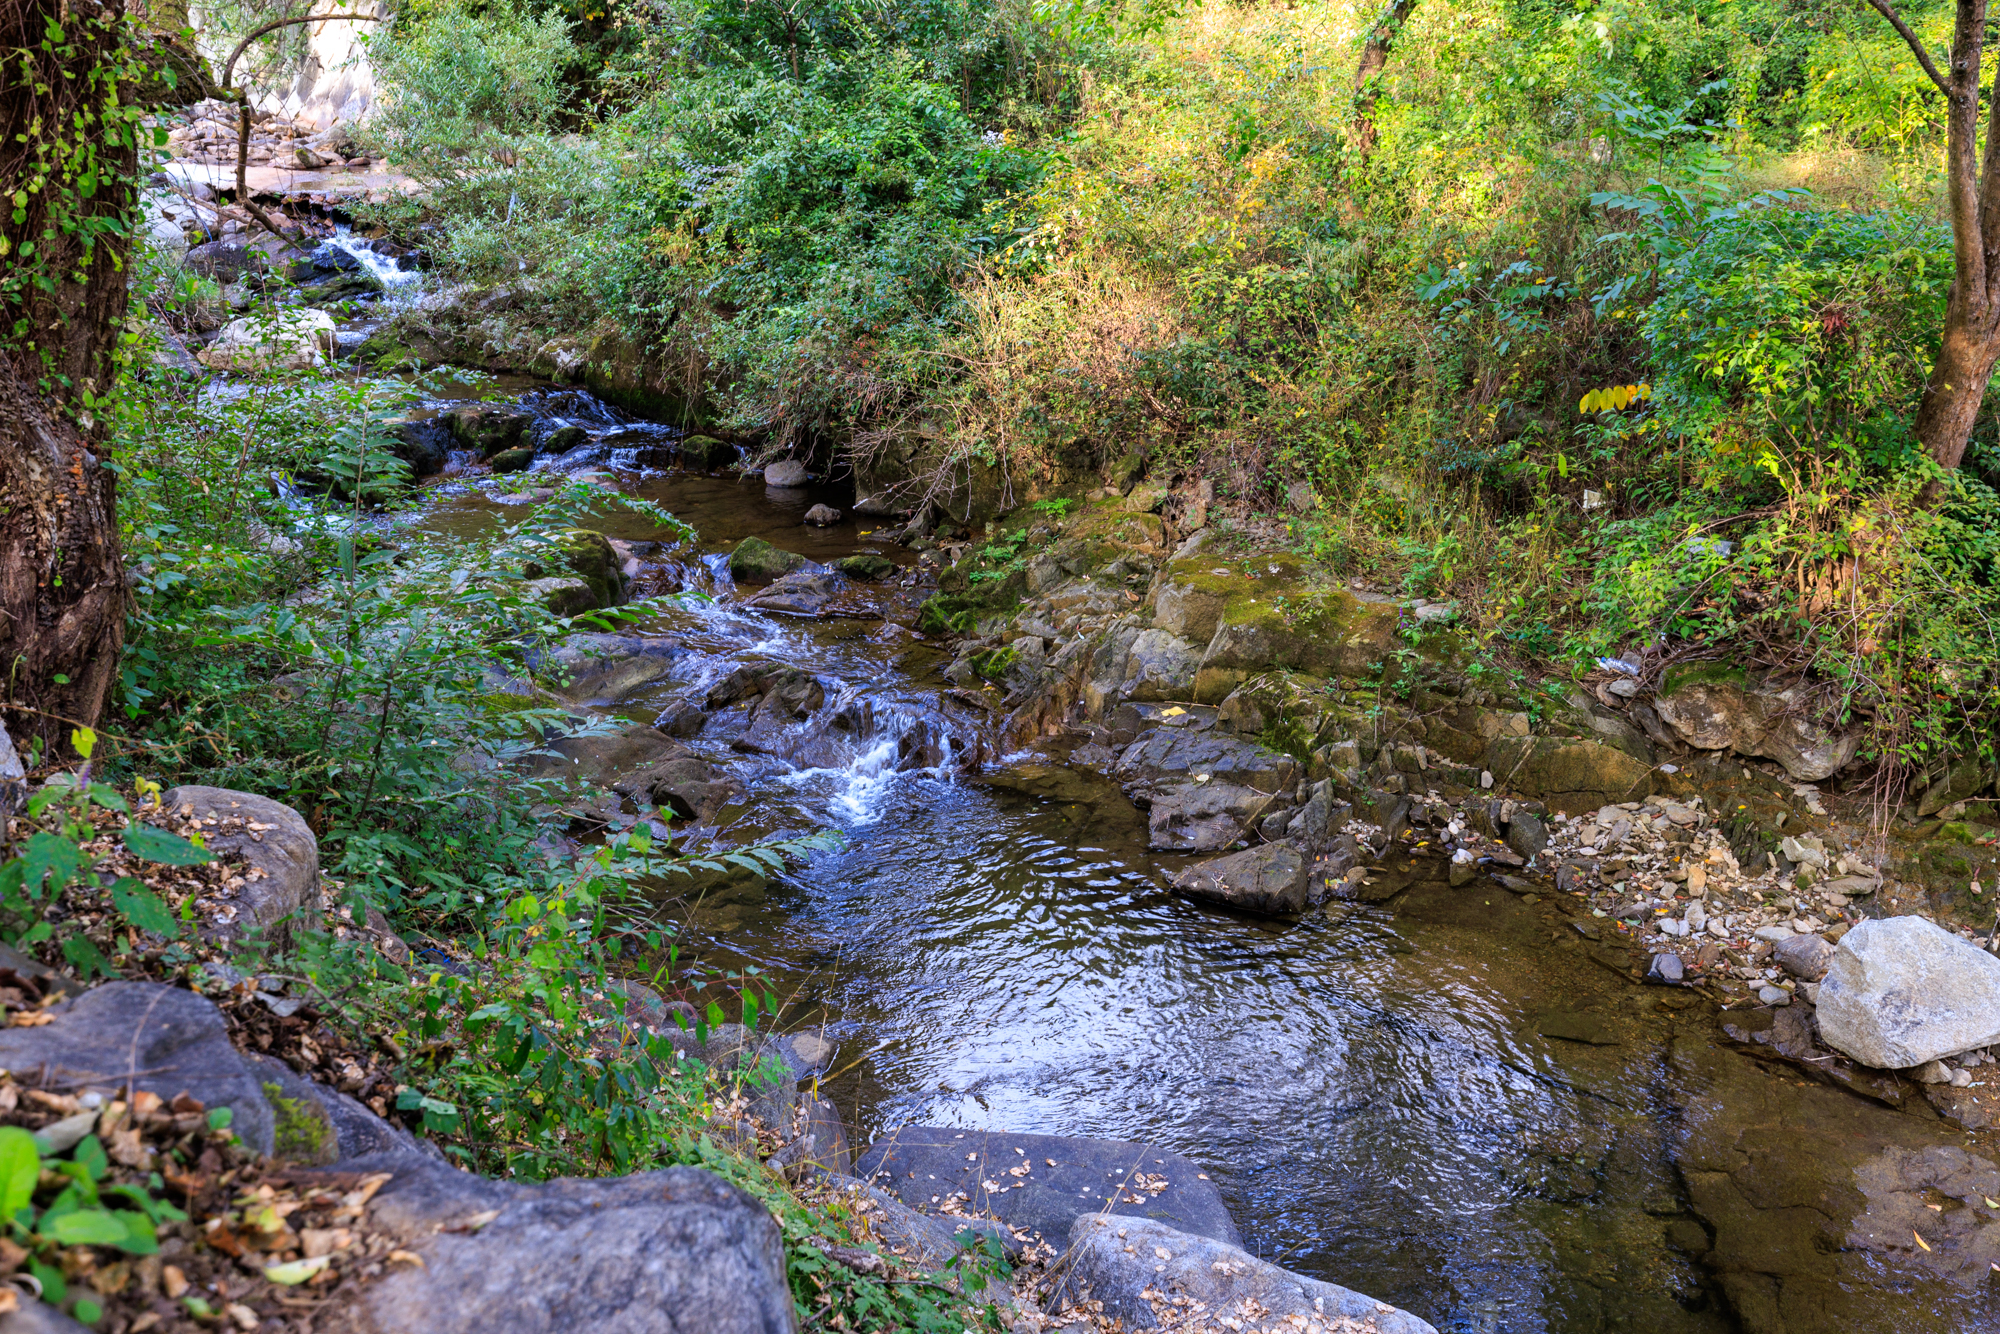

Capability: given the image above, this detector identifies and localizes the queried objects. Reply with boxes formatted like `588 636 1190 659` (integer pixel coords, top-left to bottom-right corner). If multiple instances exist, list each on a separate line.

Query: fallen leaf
1914 1231 1932 1252
263 1255 331 1286
387 1250 425 1268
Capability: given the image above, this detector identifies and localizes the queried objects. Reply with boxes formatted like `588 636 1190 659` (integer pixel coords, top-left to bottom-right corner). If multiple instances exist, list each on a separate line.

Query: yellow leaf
1914 1230 1932 1252
71 726 97 761
262 1255 331 1286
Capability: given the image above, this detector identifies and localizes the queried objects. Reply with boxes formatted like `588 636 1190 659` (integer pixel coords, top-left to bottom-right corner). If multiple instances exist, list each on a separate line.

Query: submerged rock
855 1127 1239 1245
1049 1213 1438 1334
803 503 842 526
1172 841 1312 915
745 569 845 616
1816 916 2000 1069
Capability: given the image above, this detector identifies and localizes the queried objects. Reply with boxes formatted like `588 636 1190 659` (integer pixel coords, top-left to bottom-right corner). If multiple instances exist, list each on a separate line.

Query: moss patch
263 1081 335 1164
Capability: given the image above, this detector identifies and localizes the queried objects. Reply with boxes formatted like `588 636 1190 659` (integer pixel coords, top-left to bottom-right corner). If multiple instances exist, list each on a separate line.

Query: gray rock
834 552 898 581
855 1127 1238 1246
1816 916 2000 1069
339 1154 795 1334
1646 952 1685 985
1914 1059 1952 1085
763 458 809 488
1758 985 1792 1006
1048 1213 1437 1334
1172 841 1311 915
522 721 690 788
1141 780 1271 852
803 503 842 525
532 632 685 702
1115 729 1299 795
155 786 318 945
185 238 268 283
0 1302 93 1334
819 1175 1015 1272
1774 932 1836 981
0 719 25 825
745 568 845 617
1505 811 1549 861
1653 678 1860 781
0 981 278 1155
1119 629 1201 703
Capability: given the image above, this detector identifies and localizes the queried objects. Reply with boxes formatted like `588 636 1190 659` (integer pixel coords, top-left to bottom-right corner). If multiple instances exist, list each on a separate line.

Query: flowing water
403 388 1979 1334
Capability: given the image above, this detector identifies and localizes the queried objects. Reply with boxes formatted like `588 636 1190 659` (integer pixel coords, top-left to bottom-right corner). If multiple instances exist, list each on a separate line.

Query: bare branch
1862 0 1953 96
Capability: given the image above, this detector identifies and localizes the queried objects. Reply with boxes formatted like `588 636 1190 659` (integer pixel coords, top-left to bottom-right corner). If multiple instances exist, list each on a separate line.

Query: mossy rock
449 403 533 458
490 446 535 474
262 1081 336 1165
542 424 588 454
835 552 898 581
1662 661 1751 695
1110 452 1146 494
524 529 625 607
1189 561 1406 703
354 332 421 370
681 434 736 469
527 576 599 617
301 270 382 303
729 536 808 583
969 646 1019 682
1481 735 1657 813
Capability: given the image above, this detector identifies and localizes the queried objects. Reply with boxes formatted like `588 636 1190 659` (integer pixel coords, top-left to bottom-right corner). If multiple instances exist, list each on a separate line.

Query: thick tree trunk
1913 309 2000 471
1 0 139 753
1352 0 1418 157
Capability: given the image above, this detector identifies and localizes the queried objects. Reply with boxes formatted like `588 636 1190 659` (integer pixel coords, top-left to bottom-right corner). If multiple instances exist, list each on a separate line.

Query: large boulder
745 569 845 617
197 308 335 372
523 721 691 787
835 552 898 581
1118 629 1201 702
155 786 318 944
729 537 810 583
344 1156 796 1333
1652 672 1861 781
1172 841 1312 915
854 1127 1238 1246
1816 916 2000 1069
1049 1213 1438 1334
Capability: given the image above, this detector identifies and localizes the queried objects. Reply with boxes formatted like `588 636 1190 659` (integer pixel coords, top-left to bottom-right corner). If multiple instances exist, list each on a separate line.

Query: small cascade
320 225 423 290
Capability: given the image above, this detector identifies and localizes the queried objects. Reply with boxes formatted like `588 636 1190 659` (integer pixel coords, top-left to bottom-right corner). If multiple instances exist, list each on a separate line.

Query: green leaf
109 878 179 937
60 935 116 979
205 1107 233 1131
0 1127 40 1220
73 1134 108 1181
122 823 213 866
73 1298 102 1325
41 1208 129 1245
21 832 83 900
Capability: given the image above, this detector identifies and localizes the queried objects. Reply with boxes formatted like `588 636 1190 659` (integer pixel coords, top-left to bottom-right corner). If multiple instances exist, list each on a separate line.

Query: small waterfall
319 225 423 290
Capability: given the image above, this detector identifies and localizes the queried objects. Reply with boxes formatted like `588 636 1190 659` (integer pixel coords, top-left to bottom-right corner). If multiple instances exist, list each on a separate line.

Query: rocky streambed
132 338 2000 1333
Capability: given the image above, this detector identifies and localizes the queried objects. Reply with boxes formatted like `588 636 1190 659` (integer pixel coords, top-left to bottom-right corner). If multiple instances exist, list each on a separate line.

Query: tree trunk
1352 0 1418 157
0 0 140 754
1913 307 2000 471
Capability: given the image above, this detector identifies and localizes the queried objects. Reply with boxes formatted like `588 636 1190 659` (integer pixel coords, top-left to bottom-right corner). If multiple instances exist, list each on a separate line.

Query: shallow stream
399 386 1988 1334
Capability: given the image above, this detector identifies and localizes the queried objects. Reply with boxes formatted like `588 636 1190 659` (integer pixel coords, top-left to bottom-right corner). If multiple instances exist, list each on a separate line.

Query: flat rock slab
854 1127 1238 1246
334 1154 795 1334
157 786 318 944
1816 916 2000 1069
1172 841 1311 915
1050 1213 1438 1334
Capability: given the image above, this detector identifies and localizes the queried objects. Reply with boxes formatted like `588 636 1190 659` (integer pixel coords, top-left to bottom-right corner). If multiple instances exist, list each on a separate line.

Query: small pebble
1758 985 1790 1007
